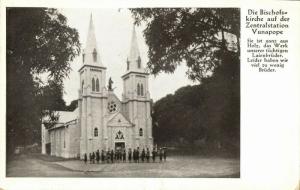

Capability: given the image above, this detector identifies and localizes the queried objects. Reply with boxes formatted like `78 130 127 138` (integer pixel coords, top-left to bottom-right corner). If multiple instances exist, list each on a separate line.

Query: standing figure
128 148 132 163
163 148 167 162
101 150 105 163
159 148 163 162
122 149 126 162
107 149 110 163
136 147 140 163
108 77 113 90
118 149 121 162
96 150 100 164
133 149 136 163
146 148 150 163
152 148 156 162
89 153 92 164
115 149 118 162
110 149 114 163
92 152 96 164
84 153 87 164
141 149 145 162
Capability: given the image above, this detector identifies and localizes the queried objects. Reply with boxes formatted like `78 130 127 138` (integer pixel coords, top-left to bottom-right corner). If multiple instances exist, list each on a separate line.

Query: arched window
92 78 95 91
139 128 143 136
96 78 99 92
137 83 140 96
82 80 84 93
94 128 98 137
93 48 97 62
82 53 85 63
137 56 141 69
141 84 144 96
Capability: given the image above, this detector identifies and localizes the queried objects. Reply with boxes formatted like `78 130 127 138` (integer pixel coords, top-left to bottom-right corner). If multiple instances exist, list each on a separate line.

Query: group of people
83 147 167 164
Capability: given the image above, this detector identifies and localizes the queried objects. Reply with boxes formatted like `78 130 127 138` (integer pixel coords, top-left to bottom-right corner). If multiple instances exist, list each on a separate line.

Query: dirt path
6 154 239 177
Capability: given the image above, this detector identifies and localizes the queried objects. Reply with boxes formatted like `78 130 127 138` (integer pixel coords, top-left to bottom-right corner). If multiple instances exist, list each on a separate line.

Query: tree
152 58 239 152
152 85 205 144
66 100 78 111
131 8 240 152
6 8 80 153
130 8 240 81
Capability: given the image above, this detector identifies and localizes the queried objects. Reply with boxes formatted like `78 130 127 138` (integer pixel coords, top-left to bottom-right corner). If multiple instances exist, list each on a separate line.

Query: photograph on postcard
6 7 240 177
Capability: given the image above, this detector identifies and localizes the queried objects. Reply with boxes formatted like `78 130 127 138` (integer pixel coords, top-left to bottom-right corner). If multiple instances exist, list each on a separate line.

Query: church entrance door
115 142 125 151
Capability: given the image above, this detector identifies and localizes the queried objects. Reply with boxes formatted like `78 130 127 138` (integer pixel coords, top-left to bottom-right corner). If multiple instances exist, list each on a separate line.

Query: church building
41 15 153 159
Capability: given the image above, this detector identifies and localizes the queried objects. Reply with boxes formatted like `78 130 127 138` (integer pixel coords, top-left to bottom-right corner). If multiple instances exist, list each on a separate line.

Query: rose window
108 101 117 113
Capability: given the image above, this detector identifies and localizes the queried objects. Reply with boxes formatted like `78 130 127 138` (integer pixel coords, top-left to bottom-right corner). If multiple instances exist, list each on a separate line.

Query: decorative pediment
107 112 132 127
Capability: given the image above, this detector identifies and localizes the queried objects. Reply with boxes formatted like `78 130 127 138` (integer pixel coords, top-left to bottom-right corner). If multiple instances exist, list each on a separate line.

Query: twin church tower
78 15 153 158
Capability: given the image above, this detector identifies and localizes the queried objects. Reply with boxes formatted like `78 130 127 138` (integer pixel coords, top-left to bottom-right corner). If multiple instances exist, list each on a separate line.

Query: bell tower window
137 56 141 69
92 48 97 62
92 78 95 91
96 78 100 92
141 84 144 96
137 83 140 96
127 59 130 70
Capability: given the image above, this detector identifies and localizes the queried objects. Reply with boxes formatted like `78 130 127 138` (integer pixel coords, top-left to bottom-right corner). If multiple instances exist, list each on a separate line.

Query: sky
60 8 195 104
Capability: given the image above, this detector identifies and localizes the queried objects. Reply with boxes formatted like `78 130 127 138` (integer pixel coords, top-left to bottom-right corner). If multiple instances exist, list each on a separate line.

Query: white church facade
41 15 153 159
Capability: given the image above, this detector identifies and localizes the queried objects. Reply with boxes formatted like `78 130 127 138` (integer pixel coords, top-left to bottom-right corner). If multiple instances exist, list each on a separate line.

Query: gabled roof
43 108 78 130
56 108 78 123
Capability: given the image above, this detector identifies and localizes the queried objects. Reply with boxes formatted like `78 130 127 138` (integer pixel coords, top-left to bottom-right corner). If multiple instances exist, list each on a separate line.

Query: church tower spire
126 25 144 72
82 14 102 66
122 24 150 101
121 24 153 150
78 14 107 158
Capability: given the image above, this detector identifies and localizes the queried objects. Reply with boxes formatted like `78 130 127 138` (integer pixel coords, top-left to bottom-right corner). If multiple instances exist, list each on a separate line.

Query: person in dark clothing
159 148 163 162
119 150 121 161
122 149 126 162
135 149 138 163
136 147 140 163
118 150 121 162
84 153 87 164
101 150 105 163
133 149 136 163
96 150 100 164
110 149 114 163
115 149 118 162
92 152 96 164
163 149 167 161
107 150 110 163
146 148 150 163
141 149 145 162
89 153 92 164
128 148 132 163
152 148 156 162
